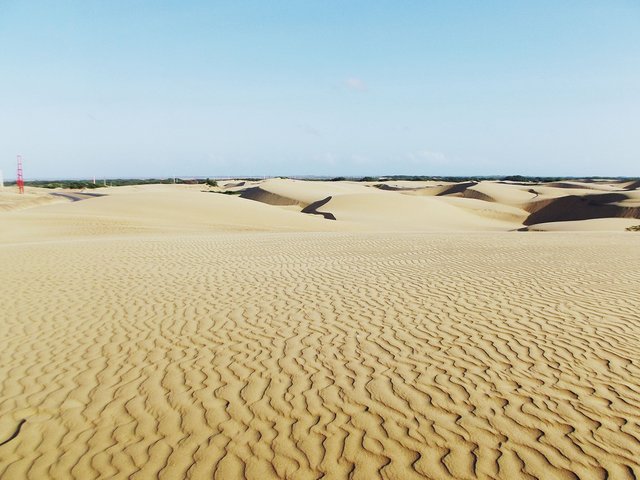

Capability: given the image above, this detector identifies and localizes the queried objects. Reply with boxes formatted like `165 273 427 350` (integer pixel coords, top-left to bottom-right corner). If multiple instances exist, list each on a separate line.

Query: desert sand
1 179 639 479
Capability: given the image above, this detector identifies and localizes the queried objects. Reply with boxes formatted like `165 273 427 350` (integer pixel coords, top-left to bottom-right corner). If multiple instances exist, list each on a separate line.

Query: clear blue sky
0 1 638 179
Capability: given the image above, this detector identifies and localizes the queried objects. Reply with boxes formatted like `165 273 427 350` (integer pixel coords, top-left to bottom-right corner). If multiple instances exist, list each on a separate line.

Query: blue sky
0 1 638 179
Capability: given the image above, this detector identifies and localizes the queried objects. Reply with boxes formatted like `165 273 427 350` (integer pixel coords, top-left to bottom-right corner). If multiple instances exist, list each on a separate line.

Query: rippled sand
1 230 639 479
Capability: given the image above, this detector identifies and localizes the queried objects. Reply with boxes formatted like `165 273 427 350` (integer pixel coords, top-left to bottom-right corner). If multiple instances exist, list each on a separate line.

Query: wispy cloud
350 154 369 166
345 77 368 92
299 123 322 137
315 152 337 166
407 150 449 165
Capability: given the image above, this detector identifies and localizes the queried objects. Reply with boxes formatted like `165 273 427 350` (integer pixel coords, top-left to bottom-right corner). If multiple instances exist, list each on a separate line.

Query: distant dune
1 178 639 236
1 179 639 479
0 189 64 212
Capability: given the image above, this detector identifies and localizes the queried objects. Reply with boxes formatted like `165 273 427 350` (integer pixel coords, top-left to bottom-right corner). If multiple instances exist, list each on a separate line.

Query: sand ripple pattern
1 233 639 479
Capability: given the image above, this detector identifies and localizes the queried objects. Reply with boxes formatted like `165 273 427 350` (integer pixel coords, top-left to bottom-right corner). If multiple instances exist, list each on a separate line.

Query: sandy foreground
0 180 639 479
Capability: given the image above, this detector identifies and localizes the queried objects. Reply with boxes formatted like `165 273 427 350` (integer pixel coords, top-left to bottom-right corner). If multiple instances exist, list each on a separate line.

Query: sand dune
316 192 521 231
623 180 640 191
0 186 348 242
241 178 373 206
233 179 640 231
1 180 640 479
439 196 528 225
240 186 306 207
524 193 640 226
0 187 64 212
2 178 640 235
464 182 539 205
521 218 640 231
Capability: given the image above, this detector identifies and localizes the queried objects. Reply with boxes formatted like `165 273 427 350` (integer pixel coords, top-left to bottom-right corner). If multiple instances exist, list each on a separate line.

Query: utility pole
0 169 4 189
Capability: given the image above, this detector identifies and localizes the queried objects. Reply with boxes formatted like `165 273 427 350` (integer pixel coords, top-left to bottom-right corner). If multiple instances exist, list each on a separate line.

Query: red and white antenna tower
17 155 25 194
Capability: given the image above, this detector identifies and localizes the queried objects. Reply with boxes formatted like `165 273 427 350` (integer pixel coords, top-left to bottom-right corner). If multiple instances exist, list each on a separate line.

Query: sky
0 0 639 179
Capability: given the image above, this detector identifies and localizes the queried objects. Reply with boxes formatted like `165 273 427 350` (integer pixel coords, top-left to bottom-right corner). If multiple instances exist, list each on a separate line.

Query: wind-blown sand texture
1 180 639 479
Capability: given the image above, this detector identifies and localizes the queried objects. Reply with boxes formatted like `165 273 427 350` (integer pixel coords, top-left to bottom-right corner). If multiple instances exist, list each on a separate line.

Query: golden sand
1 181 639 479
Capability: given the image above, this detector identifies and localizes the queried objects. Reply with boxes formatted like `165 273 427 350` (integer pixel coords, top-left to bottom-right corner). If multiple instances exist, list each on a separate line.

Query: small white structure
0 169 4 189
